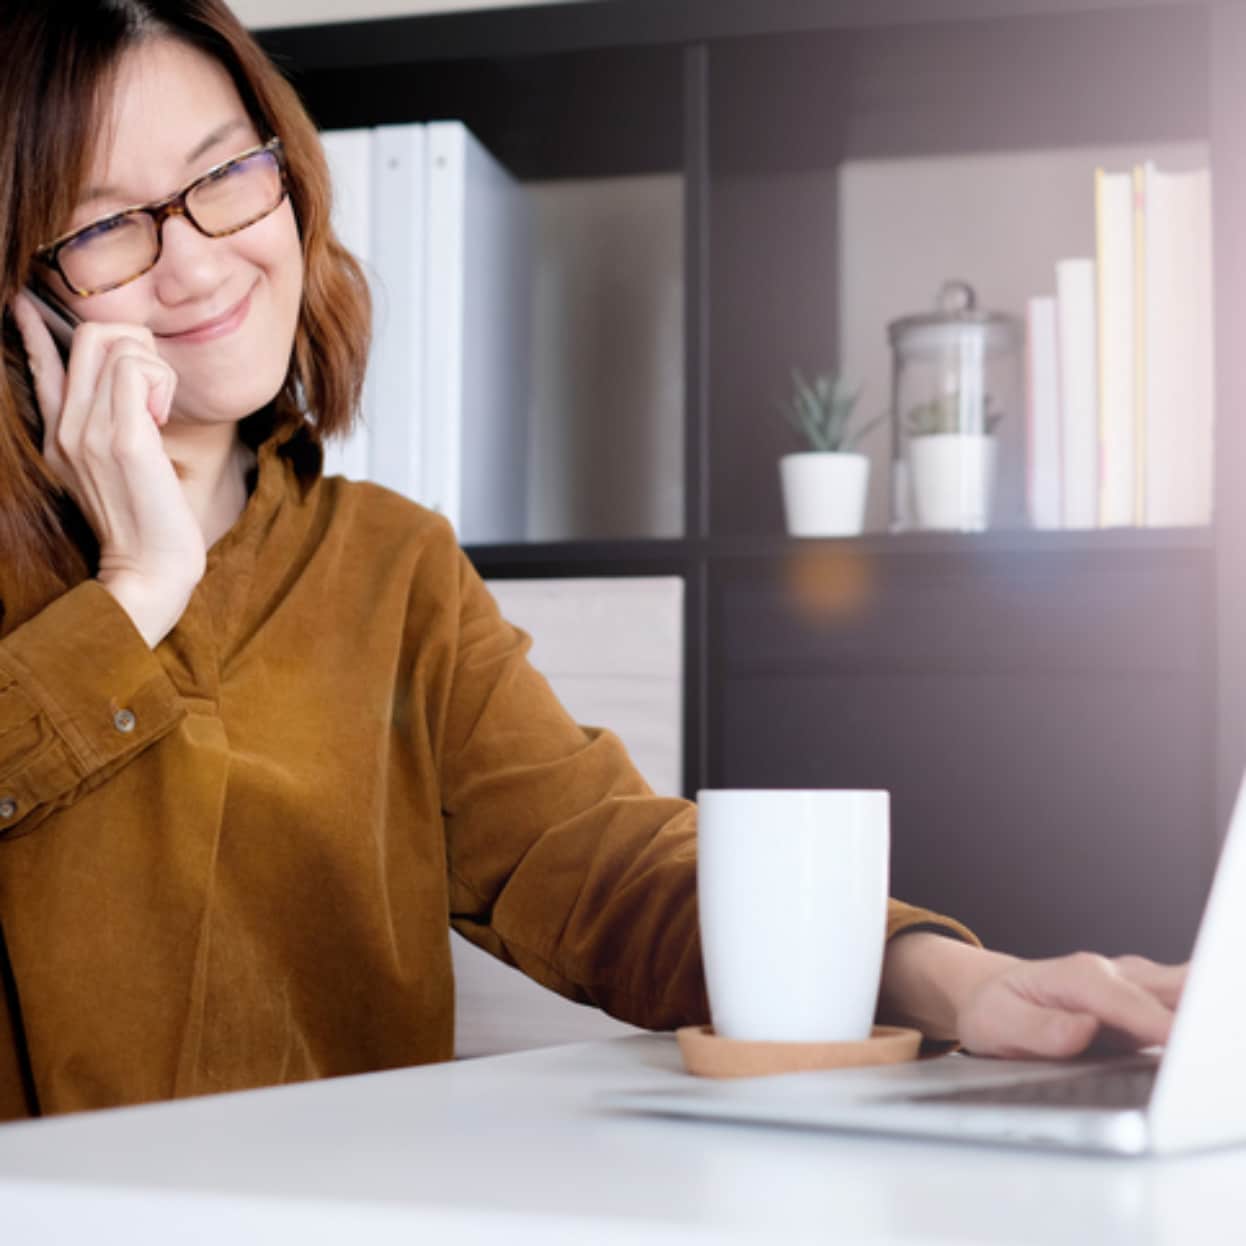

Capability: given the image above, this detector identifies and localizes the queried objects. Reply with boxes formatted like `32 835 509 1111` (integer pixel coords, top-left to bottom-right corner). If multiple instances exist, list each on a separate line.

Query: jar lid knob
936 280 977 315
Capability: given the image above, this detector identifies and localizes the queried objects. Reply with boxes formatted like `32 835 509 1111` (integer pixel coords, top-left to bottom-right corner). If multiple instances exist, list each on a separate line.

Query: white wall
233 0 597 29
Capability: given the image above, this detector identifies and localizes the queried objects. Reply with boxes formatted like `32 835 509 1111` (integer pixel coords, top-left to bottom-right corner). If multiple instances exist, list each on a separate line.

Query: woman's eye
205 160 248 185
79 215 136 241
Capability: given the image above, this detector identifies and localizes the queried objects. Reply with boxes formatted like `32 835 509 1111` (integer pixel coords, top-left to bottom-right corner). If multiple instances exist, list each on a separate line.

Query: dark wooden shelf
708 527 1214 559
257 0 1208 68
465 526 1213 574
263 0 1234 961
466 538 694 578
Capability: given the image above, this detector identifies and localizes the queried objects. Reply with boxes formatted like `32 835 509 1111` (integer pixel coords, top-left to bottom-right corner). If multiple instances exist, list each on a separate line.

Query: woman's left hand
956 952 1187 1059
878 932 1187 1058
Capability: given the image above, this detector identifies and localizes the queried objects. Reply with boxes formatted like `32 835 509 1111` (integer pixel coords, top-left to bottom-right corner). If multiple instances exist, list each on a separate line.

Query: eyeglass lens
57 148 284 294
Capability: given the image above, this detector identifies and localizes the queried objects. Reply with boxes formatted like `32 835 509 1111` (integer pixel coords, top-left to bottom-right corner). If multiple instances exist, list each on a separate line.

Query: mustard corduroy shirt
0 418 976 1120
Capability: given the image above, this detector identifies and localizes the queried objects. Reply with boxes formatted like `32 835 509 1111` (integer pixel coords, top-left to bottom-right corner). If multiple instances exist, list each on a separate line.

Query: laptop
603 772 1246 1156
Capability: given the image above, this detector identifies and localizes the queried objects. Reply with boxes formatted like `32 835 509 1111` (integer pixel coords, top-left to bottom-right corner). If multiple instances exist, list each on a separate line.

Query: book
1055 258 1099 529
1026 296 1062 530
1140 163 1214 528
1095 168 1137 527
320 127 374 482
422 121 532 544
368 123 427 501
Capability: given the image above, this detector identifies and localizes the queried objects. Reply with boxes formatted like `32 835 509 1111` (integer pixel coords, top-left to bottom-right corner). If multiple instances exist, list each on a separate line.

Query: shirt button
113 708 137 734
0 799 15 820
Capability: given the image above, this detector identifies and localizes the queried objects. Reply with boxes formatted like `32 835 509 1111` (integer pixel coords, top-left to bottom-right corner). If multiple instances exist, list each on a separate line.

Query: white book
423 121 532 544
320 127 373 483
368 123 427 500
1056 257 1099 529
1141 163 1214 528
1095 169 1137 527
1026 296 1062 530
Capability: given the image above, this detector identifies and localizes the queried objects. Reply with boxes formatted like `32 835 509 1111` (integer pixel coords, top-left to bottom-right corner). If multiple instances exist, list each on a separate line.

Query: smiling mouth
161 284 255 344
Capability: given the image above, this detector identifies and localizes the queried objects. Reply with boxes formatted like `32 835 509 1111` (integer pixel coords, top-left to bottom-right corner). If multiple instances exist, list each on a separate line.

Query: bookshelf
258 0 1240 961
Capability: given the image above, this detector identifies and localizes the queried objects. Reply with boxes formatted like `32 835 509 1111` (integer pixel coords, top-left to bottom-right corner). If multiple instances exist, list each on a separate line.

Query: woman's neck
160 422 257 550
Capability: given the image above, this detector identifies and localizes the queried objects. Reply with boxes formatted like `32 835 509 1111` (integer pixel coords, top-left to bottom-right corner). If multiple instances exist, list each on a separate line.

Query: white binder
322 121 531 539
368 123 427 499
422 121 531 544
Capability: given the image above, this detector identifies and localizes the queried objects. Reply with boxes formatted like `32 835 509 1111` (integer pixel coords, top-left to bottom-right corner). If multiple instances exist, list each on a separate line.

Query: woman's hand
11 291 206 647
878 931 1187 1058
955 951 1185 1059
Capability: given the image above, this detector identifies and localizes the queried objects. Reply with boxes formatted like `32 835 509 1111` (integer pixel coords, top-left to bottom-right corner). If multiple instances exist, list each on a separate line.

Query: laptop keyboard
907 1063 1158 1111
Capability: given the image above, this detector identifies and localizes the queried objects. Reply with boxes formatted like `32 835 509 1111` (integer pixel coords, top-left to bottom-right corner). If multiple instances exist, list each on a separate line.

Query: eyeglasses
35 138 288 298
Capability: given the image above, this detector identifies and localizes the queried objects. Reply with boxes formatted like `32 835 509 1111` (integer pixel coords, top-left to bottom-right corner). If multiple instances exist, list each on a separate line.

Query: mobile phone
23 283 80 360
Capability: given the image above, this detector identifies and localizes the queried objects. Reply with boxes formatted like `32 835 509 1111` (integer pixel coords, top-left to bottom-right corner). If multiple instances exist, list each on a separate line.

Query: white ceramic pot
779 452 870 537
909 434 997 532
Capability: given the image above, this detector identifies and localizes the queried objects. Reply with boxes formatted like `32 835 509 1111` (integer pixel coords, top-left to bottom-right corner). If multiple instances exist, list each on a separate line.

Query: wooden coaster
676 1024 922 1079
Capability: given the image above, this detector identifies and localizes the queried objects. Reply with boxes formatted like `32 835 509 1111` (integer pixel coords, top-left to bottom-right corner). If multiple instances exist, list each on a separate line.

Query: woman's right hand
11 291 206 647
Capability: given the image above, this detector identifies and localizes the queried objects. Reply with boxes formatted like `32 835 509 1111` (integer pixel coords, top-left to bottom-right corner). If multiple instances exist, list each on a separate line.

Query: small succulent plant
778 369 882 453
905 393 1004 438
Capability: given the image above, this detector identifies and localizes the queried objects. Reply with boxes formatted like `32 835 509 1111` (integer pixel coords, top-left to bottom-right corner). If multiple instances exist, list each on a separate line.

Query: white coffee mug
696 788 890 1043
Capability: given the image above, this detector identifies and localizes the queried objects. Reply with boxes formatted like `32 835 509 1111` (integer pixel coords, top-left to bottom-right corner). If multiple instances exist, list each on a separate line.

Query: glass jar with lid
888 281 1023 532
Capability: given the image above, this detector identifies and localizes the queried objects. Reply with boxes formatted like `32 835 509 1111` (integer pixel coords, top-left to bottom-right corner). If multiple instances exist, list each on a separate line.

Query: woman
0 0 1183 1120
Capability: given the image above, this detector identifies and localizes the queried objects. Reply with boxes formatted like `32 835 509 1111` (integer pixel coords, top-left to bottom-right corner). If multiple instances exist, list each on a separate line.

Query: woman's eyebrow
79 119 250 206
184 118 249 167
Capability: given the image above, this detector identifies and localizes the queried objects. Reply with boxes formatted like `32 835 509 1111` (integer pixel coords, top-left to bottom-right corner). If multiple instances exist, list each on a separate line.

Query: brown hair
0 0 370 624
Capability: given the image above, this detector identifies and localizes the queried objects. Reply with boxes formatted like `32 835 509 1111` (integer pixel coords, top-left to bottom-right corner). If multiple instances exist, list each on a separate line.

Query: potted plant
904 393 1003 532
777 370 881 537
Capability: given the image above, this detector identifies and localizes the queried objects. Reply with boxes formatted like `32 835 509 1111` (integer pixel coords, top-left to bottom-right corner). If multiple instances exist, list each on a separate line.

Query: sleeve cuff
0 581 185 834
886 899 982 951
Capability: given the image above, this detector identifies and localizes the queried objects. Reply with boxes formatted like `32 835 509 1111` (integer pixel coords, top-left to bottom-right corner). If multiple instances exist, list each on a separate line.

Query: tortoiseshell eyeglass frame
34 137 288 298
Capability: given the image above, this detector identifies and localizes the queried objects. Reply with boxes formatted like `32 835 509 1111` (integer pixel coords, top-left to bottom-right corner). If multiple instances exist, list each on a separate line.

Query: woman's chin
162 396 276 431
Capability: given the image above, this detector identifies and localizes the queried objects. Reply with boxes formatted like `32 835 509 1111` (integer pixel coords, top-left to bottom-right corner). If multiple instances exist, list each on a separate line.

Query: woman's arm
878 930 1186 1057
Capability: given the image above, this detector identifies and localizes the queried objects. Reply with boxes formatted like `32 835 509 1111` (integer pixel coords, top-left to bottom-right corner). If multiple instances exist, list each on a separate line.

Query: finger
963 990 1100 1060
59 323 159 449
60 335 166 467
79 351 169 474
104 335 174 426
1112 957 1188 1011
9 292 68 431
109 353 173 447
64 357 120 530
1029 954 1175 1049
102 347 174 428
147 362 176 427
64 352 171 550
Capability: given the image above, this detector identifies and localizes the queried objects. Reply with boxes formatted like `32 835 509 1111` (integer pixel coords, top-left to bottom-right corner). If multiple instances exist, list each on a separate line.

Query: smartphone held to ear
24 284 80 359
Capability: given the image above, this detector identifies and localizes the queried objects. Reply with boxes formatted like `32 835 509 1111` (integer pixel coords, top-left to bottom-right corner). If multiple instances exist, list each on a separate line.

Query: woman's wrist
98 569 197 648
876 930 1019 1042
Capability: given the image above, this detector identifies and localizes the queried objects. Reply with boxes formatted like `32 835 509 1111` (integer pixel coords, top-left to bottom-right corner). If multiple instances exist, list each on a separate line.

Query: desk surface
1 1034 1245 1245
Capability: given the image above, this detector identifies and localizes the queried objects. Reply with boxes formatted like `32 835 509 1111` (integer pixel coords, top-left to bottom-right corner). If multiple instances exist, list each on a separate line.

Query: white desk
0 1035 1244 1244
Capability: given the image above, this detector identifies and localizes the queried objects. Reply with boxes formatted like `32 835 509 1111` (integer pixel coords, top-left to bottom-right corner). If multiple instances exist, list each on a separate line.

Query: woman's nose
152 214 229 305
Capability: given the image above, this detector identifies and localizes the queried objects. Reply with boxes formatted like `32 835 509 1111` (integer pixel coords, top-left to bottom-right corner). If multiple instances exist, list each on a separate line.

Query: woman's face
51 37 303 428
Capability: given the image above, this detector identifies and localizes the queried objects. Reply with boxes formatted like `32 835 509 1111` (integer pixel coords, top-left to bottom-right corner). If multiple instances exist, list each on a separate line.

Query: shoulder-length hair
0 0 370 625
